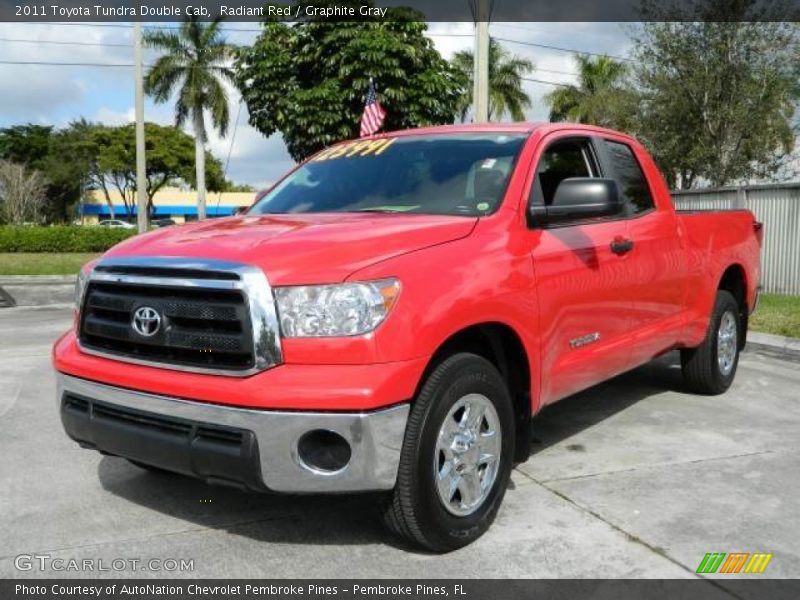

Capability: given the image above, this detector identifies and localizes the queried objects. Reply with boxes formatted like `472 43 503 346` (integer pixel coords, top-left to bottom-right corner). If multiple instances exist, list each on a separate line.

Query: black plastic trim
60 391 267 491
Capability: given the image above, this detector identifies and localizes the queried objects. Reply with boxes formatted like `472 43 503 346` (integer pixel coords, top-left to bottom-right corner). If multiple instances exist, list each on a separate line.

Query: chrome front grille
81 282 253 369
77 257 283 376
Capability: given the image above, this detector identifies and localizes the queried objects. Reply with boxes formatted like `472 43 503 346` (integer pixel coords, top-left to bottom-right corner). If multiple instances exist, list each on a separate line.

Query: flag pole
371 77 379 133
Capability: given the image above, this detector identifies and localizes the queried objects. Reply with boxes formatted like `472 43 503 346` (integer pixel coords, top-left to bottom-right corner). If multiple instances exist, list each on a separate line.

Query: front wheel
383 353 515 552
681 290 742 395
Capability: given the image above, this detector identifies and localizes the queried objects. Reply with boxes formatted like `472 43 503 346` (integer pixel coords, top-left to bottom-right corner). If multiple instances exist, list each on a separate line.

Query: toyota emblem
131 306 162 337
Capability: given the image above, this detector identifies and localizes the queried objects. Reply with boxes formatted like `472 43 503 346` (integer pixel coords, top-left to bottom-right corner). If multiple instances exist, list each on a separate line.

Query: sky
0 21 633 190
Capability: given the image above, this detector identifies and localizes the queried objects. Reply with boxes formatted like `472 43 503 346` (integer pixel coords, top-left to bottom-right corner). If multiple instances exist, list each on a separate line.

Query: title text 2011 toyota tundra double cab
54 123 762 552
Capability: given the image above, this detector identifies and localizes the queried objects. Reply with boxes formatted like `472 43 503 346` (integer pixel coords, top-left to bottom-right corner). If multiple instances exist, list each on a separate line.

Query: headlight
74 263 93 312
275 279 400 337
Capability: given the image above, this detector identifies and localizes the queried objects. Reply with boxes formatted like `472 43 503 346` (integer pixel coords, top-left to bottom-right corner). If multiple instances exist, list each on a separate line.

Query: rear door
594 137 689 365
526 133 638 405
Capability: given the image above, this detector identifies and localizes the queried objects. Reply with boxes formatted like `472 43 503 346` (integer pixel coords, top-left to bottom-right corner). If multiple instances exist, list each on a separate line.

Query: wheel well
420 323 533 463
718 264 748 349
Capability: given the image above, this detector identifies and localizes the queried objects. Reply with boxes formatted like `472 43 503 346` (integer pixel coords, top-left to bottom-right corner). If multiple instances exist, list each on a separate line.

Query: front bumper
58 374 409 493
54 330 429 411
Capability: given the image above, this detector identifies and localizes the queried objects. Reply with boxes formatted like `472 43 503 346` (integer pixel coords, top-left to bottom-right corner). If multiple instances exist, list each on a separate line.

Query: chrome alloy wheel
433 393 502 517
717 310 738 376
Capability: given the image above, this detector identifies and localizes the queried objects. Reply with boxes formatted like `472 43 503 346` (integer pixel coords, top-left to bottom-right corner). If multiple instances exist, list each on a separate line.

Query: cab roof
362 122 631 140
367 122 543 138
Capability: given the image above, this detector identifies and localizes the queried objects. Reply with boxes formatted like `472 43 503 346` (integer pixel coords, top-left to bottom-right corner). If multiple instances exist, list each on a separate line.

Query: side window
603 140 654 215
531 138 597 206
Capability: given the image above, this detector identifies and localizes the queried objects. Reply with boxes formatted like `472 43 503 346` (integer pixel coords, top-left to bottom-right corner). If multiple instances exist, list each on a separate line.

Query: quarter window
603 140 654 215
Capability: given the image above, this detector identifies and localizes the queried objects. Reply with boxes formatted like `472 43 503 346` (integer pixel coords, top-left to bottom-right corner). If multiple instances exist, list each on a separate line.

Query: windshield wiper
352 208 410 213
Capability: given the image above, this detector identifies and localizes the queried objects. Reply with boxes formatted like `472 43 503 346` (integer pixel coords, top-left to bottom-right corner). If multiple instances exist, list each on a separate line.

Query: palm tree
451 39 533 122
144 17 235 220
545 55 631 127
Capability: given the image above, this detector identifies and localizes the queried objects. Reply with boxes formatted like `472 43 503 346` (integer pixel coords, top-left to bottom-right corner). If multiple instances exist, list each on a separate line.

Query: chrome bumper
57 374 409 493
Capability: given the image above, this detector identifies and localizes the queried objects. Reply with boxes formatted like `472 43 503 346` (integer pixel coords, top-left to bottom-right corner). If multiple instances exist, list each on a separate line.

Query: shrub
0 225 136 253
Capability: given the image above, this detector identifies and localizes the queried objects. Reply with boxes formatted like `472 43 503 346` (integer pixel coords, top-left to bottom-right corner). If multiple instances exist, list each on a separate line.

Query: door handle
610 238 634 255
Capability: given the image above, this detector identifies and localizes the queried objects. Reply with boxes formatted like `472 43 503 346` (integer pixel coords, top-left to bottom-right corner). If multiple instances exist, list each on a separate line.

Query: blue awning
79 204 238 216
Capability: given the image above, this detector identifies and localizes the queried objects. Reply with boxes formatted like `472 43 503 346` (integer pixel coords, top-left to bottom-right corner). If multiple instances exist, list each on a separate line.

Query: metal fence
672 184 800 295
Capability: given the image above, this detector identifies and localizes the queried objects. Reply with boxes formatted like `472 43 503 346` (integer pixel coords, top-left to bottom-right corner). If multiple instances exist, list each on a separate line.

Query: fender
348 215 543 411
679 211 759 347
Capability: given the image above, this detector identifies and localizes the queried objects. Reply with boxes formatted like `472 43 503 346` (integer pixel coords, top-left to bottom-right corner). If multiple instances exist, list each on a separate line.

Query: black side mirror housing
530 178 623 226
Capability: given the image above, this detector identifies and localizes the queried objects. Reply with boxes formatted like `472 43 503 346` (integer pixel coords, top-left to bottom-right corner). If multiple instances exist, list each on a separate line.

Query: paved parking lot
1 305 798 581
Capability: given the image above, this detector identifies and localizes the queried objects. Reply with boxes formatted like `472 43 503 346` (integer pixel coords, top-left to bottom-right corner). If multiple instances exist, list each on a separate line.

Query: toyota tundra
54 123 763 551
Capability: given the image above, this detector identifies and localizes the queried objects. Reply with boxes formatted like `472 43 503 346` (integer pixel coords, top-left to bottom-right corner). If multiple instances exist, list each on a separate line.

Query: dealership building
78 187 260 224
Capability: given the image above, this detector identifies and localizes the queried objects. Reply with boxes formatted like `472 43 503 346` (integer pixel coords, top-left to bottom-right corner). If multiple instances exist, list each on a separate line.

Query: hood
104 213 477 284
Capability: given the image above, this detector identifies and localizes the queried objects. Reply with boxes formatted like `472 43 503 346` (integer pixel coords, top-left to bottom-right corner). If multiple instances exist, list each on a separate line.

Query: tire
383 353 515 552
681 290 742 395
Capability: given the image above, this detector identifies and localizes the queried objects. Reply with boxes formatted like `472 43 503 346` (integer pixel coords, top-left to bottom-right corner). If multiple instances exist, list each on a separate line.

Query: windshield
249 133 528 217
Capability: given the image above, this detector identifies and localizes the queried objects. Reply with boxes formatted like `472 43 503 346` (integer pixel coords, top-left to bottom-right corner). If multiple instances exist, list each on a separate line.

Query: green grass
750 293 800 338
0 253 98 276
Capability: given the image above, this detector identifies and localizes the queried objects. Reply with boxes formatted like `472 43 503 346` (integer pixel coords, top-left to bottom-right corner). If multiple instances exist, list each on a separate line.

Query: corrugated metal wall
672 184 800 295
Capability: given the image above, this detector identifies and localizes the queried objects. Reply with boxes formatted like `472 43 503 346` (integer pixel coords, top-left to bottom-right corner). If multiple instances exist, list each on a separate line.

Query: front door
526 134 639 404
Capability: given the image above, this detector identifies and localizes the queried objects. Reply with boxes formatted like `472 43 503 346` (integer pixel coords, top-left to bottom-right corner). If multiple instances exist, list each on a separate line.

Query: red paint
53 124 762 414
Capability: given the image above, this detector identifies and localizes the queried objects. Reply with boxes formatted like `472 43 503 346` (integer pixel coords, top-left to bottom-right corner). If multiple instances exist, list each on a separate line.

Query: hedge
0 226 137 253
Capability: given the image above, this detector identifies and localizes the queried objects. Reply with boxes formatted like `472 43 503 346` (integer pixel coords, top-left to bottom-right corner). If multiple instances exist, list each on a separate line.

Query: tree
451 38 533 122
0 125 52 166
222 182 255 192
545 55 637 129
0 124 96 222
0 160 48 224
235 2 465 161
90 123 224 217
58 119 116 218
144 16 236 219
632 1 799 188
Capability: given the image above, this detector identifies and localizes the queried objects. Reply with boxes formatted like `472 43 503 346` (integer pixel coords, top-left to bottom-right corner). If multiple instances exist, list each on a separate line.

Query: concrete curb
0 275 76 308
0 275 76 285
746 331 800 361
0 302 73 312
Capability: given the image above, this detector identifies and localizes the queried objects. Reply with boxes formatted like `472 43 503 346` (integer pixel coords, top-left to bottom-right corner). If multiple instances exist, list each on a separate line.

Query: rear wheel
383 353 515 552
681 290 741 395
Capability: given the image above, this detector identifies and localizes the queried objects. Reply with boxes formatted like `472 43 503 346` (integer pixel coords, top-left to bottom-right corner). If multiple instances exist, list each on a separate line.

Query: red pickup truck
54 123 762 552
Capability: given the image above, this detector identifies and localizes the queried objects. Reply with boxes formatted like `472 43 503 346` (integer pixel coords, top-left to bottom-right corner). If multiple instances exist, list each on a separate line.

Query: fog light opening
297 429 352 474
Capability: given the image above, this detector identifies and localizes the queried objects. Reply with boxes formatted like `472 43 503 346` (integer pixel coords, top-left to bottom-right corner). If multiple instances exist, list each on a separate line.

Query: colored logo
696 552 773 574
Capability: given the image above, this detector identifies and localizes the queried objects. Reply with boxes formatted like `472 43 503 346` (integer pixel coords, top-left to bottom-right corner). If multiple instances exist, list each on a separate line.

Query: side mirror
530 178 623 226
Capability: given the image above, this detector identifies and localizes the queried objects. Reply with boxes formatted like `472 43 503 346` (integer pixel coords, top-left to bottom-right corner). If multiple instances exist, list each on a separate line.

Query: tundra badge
570 332 601 349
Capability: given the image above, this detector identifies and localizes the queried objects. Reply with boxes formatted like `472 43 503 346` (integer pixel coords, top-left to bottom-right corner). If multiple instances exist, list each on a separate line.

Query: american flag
360 79 386 137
